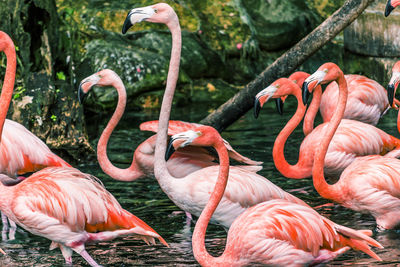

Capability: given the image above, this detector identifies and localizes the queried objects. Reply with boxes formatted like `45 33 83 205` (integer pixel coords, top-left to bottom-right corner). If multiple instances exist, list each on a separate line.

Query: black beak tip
275 98 284 115
78 85 86 104
385 0 394 17
165 140 176 161
122 14 133 34
302 82 311 105
387 84 395 107
254 98 261 119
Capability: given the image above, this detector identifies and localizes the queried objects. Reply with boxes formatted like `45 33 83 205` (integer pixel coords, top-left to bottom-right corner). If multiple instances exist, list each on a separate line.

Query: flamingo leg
185 212 193 226
8 219 16 240
75 248 102 267
60 245 73 265
1 212 8 240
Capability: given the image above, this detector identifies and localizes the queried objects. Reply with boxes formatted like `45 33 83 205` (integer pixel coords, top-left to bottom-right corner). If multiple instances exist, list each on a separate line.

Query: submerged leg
60 245 73 265
74 248 102 267
185 212 192 226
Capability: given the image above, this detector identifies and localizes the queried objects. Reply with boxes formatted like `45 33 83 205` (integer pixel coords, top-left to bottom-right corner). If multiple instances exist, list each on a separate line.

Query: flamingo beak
78 81 88 104
254 85 278 118
165 139 176 161
385 0 395 17
254 97 261 118
275 98 284 115
387 84 395 107
165 130 201 161
302 82 311 105
122 6 156 34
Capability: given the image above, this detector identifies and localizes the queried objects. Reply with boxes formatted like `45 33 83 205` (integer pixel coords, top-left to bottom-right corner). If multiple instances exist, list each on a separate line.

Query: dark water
1 100 400 266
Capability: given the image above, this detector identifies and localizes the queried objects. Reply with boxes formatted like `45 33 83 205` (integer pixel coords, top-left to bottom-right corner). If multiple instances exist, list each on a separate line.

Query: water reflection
2 102 400 266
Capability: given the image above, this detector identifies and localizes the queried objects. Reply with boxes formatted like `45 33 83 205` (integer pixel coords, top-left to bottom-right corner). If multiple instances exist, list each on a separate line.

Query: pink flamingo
167 126 382 266
0 31 70 178
385 0 400 16
255 72 400 179
0 167 167 266
0 31 71 234
123 3 308 229
0 33 167 265
78 70 261 181
386 60 400 134
319 74 388 126
303 62 400 230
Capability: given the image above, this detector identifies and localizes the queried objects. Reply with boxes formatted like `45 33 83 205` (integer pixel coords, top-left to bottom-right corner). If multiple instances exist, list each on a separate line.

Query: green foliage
13 86 26 100
305 0 346 20
56 71 66 80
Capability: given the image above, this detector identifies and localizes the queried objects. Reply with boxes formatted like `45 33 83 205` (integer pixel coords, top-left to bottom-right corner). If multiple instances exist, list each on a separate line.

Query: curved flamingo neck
397 109 400 134
154 16 181 186
312 73 346 200
192 140 228 266
0 38 16 141
96 80 143 181
303 86 322 135
273 87 311 178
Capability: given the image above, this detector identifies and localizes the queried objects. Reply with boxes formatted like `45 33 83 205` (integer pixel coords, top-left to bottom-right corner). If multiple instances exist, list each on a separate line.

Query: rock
79 30 223 110
10 73 93 161
344 0 400 57
240 0 315 51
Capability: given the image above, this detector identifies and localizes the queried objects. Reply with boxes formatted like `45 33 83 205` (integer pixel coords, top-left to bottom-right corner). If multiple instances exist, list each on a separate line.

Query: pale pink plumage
78 70 261 181
182 127 382 266
320 74 388 126
0 167 167 266
299 119 400 177
306 62 400 230
0 31 70 178
255 76 400 179
1 119 70 177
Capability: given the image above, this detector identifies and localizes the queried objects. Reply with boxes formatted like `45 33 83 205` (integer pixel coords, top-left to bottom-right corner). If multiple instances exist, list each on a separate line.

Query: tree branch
200 0 374 131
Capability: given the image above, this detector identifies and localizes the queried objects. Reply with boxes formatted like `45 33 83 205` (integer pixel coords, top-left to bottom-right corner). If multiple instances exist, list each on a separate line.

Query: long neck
192 140 228 266
313 74 346 200
273 89 310 179
397 108 400 135
0 45 16 140
154 18 181 184
303 85 322 135
97 81 143 181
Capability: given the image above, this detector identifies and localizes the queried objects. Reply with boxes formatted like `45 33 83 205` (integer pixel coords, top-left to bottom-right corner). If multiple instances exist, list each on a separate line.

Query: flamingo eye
154 8 158 13
323 69 328 73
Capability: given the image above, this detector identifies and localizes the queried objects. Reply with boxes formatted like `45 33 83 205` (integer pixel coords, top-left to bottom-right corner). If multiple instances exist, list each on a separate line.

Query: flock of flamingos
1 1 400 266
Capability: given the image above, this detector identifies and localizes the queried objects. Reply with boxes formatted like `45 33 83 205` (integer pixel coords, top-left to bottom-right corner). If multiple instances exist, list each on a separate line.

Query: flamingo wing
11 167 166 245
140 120 203 135
141 120 262 166
320 75 388 125
225 200 381 265
0 119 70 177
178 166 306 228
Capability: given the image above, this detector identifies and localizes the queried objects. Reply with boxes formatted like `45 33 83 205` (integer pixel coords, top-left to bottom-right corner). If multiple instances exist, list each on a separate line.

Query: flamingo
386 60 400 134
167 126 382 266
385 0 400 16
0 31 71 235
303 62 400 230
0 167 167 266
78 70 261 181
255 72 400 179
0 31 70 178
123 3 308 229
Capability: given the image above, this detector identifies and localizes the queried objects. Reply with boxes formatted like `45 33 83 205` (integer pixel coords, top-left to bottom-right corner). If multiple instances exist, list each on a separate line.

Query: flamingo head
122 3 177 34
385 0 400 17
302 62 342 105
78 69 123 103
387 61 400 108
165 126 222 161
254 78 303 118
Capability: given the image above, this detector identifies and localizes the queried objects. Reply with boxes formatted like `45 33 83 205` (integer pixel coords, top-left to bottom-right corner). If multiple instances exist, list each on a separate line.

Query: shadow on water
1 100 400 266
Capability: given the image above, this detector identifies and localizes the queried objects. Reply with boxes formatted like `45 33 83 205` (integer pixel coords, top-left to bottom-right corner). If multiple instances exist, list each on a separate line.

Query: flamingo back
10 167 166 245
320 75 388 125
224 199 381 266
0 119 70 177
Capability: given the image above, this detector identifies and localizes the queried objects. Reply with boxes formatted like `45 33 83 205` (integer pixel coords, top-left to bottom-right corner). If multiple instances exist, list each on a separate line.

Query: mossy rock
79 30 223 111
241 0 315 51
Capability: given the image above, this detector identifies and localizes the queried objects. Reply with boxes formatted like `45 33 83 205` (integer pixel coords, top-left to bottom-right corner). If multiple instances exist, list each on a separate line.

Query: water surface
1 100 399 266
